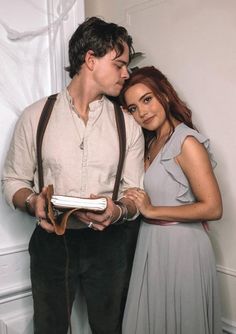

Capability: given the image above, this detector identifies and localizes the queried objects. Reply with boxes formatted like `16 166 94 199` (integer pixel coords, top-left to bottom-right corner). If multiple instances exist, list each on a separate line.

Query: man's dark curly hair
65 17 134 78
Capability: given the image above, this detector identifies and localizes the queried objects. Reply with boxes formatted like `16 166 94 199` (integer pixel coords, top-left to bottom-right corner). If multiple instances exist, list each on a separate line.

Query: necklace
147 136 157 156
66 90 85 149
145 134 170 164
70 107 85 150
146 154 151 161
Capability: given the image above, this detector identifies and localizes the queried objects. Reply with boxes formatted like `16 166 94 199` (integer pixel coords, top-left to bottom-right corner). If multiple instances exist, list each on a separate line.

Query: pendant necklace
145 136 157 164
70 107 85 150
146 134 169 163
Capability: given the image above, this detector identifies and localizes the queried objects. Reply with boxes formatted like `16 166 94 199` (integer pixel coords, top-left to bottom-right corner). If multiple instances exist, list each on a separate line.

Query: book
51 195 107 211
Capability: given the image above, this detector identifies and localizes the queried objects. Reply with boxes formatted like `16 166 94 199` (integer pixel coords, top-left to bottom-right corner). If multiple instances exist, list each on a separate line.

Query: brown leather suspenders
36 94 58 192
36 94 126 201
112 102 126 200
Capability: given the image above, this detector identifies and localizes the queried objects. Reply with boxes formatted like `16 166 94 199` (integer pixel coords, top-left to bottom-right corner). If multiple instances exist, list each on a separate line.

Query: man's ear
85 50 96 70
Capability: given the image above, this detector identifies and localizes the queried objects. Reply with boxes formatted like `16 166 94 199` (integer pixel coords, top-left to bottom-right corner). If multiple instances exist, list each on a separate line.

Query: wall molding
0 244 28 256
0 283 31 304
0 244 31 304
0 307 33 334
217 265 236 333
217 265 236 278
125 0 166 25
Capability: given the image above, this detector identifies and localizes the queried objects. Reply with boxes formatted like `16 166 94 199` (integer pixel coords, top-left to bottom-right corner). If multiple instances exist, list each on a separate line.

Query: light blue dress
122 123 222 334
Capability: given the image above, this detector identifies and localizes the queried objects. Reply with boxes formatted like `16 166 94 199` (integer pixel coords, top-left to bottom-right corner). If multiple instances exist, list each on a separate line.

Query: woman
120 66 223 334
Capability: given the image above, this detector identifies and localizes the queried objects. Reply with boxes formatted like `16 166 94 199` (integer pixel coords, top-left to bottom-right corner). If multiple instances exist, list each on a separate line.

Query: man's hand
73 195 121 231
13 186 55 233
34 187 55 233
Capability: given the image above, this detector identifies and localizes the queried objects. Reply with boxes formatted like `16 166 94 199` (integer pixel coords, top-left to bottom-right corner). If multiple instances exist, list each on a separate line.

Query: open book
51 195 107 211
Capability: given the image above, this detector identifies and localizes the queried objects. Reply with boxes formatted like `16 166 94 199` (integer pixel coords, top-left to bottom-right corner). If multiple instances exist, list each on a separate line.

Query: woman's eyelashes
127 95 152 113
127 105 137 113
143 95 152 104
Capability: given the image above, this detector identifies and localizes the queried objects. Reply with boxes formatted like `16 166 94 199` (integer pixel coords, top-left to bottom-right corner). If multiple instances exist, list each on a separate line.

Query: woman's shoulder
172 123 207 142
162 122 216 168
160 123 216 202
164 123 209 157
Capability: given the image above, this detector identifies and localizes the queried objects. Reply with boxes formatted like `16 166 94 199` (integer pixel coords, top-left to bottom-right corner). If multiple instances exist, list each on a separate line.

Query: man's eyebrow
113 59 128 66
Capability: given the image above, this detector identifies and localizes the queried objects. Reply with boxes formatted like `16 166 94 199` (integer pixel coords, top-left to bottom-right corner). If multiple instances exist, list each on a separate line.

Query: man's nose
122 66 130 80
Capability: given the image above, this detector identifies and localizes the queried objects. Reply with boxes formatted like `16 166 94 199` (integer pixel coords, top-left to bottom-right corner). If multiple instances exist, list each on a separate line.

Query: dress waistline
143 218 179 226
143 218 209 231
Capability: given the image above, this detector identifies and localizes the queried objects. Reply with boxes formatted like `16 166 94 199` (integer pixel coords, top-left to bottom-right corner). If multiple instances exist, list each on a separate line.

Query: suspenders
36 94 126 201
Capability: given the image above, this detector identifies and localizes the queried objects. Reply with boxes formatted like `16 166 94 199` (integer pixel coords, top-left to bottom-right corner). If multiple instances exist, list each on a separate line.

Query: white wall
85 0 236 332
0 1 85 333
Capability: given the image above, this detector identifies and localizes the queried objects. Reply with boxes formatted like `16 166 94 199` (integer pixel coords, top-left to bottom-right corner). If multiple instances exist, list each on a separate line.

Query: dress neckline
145 123 184 172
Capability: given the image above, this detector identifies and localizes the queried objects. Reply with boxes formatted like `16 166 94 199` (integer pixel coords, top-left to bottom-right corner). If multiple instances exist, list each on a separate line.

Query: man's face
92 43 130 97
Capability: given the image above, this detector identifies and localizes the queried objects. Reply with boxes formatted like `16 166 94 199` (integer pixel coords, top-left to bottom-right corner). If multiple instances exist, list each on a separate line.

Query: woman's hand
124 188 153 218
74 195 121 231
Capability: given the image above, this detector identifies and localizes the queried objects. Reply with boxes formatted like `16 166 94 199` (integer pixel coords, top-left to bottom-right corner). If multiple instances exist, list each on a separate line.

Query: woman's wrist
142 205 156 219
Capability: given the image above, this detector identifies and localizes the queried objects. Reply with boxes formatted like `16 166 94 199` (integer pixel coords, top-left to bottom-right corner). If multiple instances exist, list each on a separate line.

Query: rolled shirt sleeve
2 99 45 208
121 111 144 194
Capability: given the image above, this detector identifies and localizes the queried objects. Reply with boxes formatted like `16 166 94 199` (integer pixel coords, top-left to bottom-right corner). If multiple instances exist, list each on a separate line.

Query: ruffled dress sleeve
160 123 216 203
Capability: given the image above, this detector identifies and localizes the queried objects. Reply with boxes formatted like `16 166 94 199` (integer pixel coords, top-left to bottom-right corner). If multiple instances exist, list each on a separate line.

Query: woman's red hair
120 66 195 153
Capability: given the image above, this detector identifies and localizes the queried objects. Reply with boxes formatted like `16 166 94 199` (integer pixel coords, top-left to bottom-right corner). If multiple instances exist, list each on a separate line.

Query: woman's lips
143 116 155 124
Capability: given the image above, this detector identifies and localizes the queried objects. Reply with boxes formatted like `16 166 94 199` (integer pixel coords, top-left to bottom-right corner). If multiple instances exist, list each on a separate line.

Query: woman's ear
85 50 96 71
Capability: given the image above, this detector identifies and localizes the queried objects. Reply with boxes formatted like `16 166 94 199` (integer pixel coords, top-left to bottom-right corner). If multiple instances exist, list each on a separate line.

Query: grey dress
122 123 222 334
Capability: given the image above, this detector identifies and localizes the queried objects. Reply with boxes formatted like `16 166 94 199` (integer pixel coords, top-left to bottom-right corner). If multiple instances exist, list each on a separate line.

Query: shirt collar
65 88 105 113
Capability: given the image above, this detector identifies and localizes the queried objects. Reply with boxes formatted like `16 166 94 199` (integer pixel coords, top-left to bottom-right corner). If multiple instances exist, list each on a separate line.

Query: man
2 17 144 334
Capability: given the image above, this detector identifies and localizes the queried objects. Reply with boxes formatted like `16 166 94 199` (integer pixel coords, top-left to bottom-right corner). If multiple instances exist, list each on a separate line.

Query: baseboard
222 318 236 334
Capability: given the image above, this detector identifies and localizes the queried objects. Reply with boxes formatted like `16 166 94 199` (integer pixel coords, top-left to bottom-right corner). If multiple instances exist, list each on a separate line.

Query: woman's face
124 83 168 132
